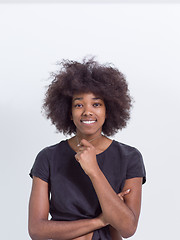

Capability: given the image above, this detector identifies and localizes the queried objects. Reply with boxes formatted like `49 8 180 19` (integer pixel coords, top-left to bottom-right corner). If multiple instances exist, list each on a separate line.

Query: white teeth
82 120 96 124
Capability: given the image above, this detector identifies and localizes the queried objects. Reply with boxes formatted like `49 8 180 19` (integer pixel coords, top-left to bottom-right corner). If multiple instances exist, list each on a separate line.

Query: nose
82 105 93 116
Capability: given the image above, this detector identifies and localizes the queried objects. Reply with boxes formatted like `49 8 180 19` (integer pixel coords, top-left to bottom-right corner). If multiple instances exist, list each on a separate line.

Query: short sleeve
126 148 146 184
29 148 50 183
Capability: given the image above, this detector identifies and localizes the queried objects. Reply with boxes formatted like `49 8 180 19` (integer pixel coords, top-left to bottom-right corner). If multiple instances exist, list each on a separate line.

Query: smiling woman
42 57 132 136
28 57 146 240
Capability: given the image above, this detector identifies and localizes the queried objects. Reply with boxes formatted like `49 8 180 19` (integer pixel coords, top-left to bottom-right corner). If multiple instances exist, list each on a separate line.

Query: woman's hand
75 139 99 176
118 189 131 201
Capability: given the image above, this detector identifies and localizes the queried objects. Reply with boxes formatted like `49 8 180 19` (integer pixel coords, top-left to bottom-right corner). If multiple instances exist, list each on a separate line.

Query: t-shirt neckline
65 139 115 157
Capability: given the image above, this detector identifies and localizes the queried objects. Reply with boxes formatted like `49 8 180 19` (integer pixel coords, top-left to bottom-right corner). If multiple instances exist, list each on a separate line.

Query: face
71 92 106 137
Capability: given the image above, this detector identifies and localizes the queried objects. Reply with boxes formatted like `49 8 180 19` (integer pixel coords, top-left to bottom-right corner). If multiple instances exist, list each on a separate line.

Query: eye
93 103 102 107
74 104 83 108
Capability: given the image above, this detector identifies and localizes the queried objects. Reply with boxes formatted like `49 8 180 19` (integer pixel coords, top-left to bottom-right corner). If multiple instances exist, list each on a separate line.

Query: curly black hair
43 57 133 136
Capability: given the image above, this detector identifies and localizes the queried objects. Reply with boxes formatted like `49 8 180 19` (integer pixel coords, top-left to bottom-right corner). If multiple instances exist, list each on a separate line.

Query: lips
80 119 97 125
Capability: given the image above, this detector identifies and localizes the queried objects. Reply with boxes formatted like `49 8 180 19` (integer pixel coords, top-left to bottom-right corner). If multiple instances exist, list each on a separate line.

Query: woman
28 58 146 240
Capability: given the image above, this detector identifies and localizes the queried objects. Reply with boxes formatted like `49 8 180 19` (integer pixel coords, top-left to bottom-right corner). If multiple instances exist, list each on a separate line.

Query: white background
0 2 180 239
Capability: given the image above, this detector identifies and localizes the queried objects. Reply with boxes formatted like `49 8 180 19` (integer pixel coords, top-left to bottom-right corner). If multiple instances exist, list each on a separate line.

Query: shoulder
33 140 68 166
30 140 68 181
113 140 146 184
112 140 142 158
38 140 67 157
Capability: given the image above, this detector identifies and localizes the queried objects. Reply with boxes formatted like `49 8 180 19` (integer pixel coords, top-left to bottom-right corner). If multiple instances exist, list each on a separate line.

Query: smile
80 120 97 124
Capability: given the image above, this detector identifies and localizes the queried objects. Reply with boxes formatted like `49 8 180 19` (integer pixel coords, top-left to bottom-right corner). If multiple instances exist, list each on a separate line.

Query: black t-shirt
30 139 146 240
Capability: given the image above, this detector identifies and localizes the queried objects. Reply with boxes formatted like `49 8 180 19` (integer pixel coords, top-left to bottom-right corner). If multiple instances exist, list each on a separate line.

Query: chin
77 128 101 136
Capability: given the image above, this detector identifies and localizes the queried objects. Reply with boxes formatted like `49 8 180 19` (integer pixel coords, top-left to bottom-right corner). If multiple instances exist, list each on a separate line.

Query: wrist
94 215 107 228
88 166 102 181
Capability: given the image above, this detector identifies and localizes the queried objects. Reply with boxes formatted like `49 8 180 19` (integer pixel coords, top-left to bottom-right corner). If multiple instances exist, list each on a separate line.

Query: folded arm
89 171 142 238
28 177 106 240
75 139 143 239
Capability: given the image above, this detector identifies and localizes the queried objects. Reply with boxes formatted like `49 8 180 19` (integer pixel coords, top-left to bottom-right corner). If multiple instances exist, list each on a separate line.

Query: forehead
72 92 103 101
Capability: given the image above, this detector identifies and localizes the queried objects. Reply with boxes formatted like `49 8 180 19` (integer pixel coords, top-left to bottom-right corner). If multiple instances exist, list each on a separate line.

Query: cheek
71 109 80 121
98 109 106 120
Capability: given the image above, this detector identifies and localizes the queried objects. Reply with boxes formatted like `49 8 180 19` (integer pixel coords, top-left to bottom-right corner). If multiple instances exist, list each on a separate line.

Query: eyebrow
72 97 102 102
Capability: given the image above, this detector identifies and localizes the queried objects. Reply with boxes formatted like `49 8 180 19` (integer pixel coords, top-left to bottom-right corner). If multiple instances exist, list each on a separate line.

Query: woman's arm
28 177 106 240
75 139 143 238
90 173 142 238
109 190 131 240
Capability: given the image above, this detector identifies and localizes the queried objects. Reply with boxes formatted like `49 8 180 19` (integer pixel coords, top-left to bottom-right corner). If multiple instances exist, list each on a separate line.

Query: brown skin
28 92 143 240
71 92 106 142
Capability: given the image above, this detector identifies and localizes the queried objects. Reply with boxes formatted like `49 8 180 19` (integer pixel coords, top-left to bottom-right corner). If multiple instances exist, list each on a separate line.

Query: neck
76 132 103 147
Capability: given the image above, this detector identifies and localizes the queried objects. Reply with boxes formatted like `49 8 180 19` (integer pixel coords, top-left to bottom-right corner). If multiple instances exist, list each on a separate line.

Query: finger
118 189 131 197
76 148 89 156
123 189 131 195
122 189 131 196
118 195 124 201
75 154 80 162
78 146 87 151
80 139 93 147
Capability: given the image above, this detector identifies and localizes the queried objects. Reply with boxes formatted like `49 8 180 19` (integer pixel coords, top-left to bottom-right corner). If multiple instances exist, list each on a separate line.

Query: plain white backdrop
0 2 180 239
